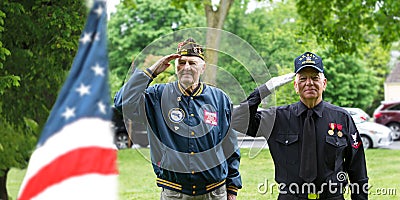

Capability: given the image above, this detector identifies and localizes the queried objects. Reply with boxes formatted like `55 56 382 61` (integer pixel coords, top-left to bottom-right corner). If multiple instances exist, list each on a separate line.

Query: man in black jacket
232 52 368 200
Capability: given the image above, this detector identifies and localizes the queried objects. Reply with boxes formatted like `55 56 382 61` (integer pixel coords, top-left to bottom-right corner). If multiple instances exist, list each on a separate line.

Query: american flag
18 1 118 199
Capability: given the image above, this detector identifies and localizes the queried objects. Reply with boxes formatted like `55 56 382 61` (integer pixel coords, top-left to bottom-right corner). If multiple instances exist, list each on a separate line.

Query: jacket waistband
156 178 226 196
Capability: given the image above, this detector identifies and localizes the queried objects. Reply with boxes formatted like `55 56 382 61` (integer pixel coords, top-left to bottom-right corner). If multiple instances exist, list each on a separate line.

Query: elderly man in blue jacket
114 38 242 200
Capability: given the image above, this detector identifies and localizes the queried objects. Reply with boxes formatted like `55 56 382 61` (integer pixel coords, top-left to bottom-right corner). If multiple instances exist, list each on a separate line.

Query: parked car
111 107 148 149
373 101 400 140
353 119 393 149
344 107 393 149
343 107 371 122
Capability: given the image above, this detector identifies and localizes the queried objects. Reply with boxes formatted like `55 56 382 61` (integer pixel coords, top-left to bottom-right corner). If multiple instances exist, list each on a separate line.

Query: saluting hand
148 54 181 76
265 72 296 91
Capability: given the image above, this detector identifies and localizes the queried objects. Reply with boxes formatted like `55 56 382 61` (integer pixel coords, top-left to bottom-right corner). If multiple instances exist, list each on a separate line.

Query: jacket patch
351 132 362 149
169 108 185 123
204 110 218 126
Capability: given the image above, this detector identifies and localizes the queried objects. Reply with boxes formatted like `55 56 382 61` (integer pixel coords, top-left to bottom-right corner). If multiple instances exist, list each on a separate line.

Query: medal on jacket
328 123 335 135
337 124 343 137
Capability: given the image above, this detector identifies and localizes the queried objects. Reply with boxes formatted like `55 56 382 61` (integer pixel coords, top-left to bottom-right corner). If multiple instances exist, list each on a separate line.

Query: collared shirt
232 84 368 199
114 69 242 196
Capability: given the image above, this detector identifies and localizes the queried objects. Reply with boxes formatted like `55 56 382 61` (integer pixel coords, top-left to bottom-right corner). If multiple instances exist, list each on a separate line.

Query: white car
344 107 393 149
344 107 371 122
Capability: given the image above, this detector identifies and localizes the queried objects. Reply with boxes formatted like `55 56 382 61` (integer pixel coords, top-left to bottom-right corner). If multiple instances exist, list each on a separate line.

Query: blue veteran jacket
114 69 242 196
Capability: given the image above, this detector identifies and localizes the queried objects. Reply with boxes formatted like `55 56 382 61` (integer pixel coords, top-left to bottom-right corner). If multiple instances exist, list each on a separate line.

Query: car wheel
115 132 130 149
360 135 372 149
387 123 400 140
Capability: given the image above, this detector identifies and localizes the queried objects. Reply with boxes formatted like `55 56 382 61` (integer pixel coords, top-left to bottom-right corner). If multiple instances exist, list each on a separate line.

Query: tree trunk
203 0 234 85
0 169 9 200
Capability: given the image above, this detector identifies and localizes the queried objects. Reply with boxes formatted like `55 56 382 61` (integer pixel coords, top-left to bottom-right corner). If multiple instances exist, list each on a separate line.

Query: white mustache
181 72 193 75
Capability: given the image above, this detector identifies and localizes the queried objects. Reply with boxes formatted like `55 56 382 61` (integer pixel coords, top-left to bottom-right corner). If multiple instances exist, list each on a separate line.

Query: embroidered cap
294 52 323 73
176 38 205 60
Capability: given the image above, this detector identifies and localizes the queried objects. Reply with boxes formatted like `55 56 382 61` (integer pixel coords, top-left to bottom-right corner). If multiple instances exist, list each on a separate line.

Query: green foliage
222 0 316 104
1 0 86 127
0 7 15 94
274 66 298 106
170 0 203 11
358 39 391 114
108 0 392 111
107 0 204 96
222 0 390 112
0 75 20 95
0 0 86 180
0 118 36 177
296 0 400 53
321 49 381 110
0 0 393 198
108 0 393 111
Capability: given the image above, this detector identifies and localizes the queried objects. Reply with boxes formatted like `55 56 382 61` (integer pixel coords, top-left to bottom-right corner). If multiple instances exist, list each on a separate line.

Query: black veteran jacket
114 69 242 196
232 84 368 200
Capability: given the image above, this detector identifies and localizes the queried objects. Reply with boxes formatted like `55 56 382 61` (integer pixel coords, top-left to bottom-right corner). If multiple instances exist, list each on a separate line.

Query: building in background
385 62 400 101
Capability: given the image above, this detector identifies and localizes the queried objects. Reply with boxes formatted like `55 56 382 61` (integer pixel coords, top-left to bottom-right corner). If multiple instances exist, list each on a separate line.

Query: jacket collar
295 101 324 118
177 81 204 96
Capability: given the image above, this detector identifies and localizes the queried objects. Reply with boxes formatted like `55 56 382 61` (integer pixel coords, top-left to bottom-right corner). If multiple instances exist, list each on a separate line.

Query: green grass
7 148 400 200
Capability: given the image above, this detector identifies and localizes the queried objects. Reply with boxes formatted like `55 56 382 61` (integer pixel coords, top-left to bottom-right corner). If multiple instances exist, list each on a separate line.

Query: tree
358 38 391 114
296 0 400 53
108 0 204 95
221 0 389 112
110 0 392 112
222 0 314 104
169 0 400 85
170 0 234 85
320 48 382 110
203 0 234 85
0 5 18 97
0 1 86 199
0 118 37 200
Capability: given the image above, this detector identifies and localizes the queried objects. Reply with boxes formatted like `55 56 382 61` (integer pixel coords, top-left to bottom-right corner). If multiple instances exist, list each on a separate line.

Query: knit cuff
227 185 239 196
143 68 157 79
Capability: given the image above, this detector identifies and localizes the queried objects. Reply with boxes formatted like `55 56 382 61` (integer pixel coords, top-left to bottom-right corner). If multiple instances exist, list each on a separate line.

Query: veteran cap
176 38 205 60
294 52 323 73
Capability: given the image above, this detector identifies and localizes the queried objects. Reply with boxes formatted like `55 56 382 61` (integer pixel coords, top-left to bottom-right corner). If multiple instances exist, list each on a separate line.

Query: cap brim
295 65 323 74
180 54 204 60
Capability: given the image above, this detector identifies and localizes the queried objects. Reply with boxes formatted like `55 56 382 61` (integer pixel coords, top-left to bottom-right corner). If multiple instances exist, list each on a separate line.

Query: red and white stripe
18 118 118 200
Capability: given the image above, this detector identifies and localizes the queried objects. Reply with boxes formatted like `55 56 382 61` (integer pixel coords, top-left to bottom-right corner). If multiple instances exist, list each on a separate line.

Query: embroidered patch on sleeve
351 132 362 149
